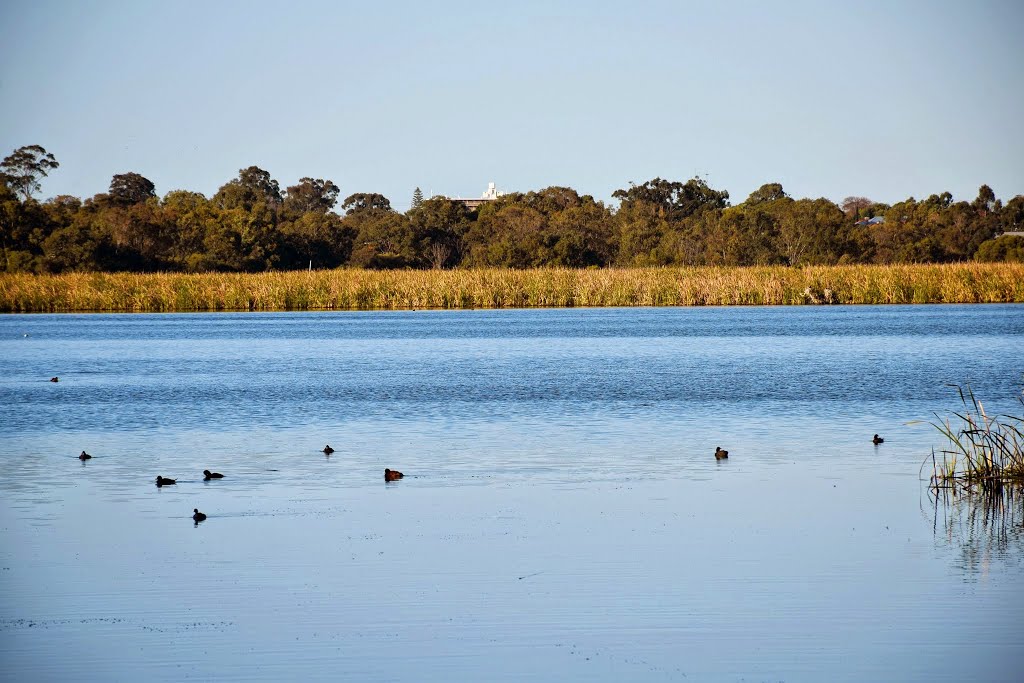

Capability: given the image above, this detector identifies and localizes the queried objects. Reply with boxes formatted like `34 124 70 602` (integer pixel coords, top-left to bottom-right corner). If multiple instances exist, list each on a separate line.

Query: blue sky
2 0 1021 211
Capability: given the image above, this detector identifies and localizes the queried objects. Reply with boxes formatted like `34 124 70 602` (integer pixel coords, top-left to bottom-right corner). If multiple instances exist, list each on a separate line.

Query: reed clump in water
1 263 1023 312
928 385 1024 493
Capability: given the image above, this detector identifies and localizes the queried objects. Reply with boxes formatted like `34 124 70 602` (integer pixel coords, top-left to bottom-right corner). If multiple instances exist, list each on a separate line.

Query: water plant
2 263 1023 313
927 384 1024 492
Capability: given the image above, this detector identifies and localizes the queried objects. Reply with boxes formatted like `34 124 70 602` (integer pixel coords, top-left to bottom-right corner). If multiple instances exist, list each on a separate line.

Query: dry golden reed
1 263 1022 313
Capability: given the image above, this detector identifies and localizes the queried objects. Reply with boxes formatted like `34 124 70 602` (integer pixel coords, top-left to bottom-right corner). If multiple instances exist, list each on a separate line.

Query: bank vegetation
2 263 1023 312
3 145 1023 278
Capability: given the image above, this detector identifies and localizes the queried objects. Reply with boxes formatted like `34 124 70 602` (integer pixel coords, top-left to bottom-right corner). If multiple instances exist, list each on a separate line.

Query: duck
872 434 884 445
155 476 177 487
203 469 224 480
50 377 59 383
78 450 92 460
192 508 207 523
715 446 729 460
322 444 335 455
384 468 404 482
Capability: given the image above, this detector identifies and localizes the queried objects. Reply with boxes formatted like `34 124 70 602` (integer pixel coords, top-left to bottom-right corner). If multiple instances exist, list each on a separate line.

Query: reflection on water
1 305 1023 682
930 486 1024 577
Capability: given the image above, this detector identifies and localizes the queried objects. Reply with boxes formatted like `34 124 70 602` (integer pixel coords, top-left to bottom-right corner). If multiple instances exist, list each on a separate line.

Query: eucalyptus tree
745 182 788 206
341 192 392 214
1 145 59 201
283 177 341 217
214 166 282 211
840 196 873 218
406 197 471 269
108 172 157 205
613 176 729 222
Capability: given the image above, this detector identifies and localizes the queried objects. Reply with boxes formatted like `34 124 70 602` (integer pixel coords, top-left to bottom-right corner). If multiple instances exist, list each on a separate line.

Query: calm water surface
1 305 1022 682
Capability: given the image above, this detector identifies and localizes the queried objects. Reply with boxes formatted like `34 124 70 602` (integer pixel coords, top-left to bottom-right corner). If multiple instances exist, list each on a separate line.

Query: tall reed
1 263 1023 313
927 385 1024 492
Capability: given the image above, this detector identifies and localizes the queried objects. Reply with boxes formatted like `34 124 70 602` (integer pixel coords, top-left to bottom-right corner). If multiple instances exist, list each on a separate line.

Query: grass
1 263 1023 313
926 385 1024 493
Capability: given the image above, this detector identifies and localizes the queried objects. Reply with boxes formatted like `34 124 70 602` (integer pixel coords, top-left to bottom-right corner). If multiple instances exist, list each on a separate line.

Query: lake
1 305 1022 682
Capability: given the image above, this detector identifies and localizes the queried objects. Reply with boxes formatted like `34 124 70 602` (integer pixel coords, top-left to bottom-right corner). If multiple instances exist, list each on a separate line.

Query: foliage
1 145 59 200
1 142 1022 274
213 166 282 211
612 176 729 222
840 196 872 217
283 177 340 217
342 192 391 214
407 197 471 269
746 183 788 205
347 210 415 269
975 235 1024 263
108 172 157 205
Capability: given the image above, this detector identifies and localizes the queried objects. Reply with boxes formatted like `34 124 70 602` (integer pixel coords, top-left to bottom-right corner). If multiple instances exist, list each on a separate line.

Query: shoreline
2 263 1022 313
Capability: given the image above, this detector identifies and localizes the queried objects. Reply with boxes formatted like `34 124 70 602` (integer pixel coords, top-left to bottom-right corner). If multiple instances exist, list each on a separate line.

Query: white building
448 182 505 210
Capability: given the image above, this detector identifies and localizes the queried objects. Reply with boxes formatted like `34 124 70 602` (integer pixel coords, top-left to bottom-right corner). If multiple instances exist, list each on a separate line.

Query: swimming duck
50 377 59 383
192 508 207 522
155 476 176 487
873 434 884 445
203 469 224 480
79 451 92 460
322 445 335 455
384 468 404 482
715 447 729 460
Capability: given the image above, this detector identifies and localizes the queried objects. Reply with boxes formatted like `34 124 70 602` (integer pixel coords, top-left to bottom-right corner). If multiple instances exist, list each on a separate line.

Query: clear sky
2 0 1021 211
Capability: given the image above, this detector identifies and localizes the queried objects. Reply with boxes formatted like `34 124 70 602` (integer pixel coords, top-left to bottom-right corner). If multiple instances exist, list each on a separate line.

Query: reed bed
927 385 1024 493
1 263 1023 313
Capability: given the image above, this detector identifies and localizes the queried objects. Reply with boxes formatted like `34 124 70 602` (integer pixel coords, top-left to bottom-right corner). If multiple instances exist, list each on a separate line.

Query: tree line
2 144 1022 273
